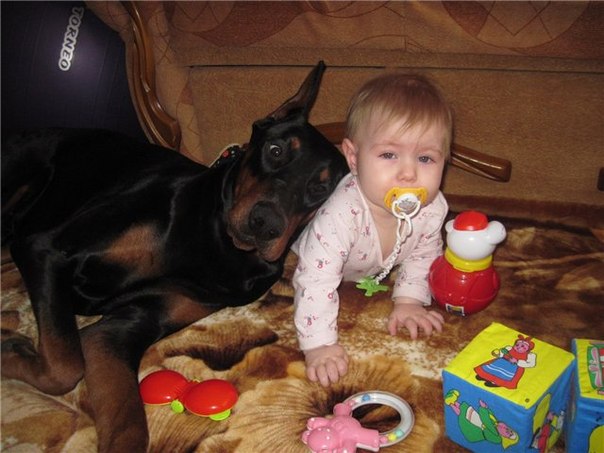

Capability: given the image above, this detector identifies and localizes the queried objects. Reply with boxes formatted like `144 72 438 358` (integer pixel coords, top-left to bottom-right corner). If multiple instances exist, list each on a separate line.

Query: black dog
1 62 348 452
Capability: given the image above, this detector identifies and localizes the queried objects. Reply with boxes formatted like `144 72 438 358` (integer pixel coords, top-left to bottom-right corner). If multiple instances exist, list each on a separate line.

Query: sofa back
90 1 604 223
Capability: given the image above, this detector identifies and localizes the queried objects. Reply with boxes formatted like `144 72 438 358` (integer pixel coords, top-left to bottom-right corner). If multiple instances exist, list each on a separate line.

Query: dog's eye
269 145 282 157
262 142 290 170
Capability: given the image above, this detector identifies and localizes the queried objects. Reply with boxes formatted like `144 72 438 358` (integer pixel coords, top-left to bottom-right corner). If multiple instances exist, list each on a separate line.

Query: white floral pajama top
291 173 448 351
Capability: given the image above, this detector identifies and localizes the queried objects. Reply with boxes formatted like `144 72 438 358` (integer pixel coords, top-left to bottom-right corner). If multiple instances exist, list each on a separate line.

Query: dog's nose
248 202 285 240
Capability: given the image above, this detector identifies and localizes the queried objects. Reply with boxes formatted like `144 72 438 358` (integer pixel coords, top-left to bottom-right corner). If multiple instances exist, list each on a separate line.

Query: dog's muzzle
227 200 294 261
248 201 286 241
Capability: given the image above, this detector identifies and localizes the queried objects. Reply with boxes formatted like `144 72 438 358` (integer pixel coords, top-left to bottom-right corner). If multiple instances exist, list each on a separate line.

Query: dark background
1 1 145 139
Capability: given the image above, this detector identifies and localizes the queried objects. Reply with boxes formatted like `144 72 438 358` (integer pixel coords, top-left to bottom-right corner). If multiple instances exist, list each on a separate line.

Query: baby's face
343 115 447 218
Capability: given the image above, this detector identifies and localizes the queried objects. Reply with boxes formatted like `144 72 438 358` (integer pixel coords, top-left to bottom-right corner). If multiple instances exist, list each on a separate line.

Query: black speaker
1 1 145 139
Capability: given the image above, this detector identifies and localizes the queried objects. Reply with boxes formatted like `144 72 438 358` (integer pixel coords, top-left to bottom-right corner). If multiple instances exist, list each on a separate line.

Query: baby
292 73 453 387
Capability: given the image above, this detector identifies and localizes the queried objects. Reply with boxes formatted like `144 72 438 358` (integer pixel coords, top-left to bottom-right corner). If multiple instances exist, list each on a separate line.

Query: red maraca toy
429 211 506 315
139 369 238 420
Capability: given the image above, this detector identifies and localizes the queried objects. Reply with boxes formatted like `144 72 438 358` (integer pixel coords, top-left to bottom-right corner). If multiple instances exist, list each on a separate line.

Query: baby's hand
387 298 444 340
304 343 349 387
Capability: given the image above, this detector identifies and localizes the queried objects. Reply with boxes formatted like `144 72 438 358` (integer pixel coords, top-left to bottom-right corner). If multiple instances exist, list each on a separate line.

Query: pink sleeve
292 203 352 351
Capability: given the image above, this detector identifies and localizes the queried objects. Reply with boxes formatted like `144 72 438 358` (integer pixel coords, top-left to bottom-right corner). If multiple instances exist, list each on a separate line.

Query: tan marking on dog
104 225 161 276
164 292 221 326
2 184 30 215
230 167 269 231
233 164 262 200
319 167 330 181
261 211 308 262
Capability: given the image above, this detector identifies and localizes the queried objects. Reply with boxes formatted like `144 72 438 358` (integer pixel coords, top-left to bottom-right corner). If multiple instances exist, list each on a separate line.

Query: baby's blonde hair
345 73 453 159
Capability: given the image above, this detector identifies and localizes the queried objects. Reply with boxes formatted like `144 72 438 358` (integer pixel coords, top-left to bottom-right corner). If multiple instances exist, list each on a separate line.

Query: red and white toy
429 210 506 316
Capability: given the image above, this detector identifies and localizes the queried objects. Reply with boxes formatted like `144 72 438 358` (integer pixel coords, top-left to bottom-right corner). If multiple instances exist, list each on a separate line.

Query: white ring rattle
345 391 415 447
301 390 414 452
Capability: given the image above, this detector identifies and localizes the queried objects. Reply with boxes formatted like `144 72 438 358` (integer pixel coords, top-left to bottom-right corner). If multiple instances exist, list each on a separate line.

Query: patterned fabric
2 215 602 452
85 1 604 174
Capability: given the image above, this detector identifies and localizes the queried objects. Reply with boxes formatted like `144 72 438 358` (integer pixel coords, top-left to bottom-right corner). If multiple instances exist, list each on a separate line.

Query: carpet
1 214 602 452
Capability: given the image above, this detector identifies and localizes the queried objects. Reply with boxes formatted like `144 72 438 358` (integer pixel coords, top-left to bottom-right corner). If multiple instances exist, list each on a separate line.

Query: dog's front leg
78 286 221 452
80 312 154 453
81 348 148 453
2 238 85 394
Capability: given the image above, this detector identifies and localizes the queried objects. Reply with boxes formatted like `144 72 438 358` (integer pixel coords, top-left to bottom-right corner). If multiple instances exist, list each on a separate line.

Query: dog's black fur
1 62 348 451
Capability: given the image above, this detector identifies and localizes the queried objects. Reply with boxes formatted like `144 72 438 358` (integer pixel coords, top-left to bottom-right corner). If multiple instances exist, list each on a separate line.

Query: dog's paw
1 333 37 358
1 334 41 383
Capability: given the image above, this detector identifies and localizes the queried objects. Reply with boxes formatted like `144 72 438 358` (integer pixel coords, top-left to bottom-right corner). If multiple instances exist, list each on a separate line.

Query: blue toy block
565 339 604 453
442 322 574 452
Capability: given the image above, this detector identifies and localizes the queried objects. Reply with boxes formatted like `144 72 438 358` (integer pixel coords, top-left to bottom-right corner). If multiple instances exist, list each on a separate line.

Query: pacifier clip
356 187 427 296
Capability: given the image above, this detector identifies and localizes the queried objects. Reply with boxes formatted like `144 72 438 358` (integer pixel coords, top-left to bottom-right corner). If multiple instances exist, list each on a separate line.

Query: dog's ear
268 61 326 122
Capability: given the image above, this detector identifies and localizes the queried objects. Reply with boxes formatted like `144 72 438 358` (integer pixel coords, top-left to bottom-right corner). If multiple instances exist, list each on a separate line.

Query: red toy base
429 256 500 316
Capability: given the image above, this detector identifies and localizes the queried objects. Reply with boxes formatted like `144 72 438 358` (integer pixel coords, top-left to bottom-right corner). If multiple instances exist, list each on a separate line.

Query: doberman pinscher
1 62 348 452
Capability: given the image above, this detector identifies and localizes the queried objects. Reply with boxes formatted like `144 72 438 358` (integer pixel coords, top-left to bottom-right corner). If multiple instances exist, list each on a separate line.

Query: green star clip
356 276 389 297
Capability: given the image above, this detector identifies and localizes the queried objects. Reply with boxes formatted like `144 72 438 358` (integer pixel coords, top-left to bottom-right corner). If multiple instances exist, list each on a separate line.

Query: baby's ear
341 138 357 174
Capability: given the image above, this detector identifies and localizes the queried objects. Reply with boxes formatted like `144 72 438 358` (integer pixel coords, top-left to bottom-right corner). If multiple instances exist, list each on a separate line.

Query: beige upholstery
88 1 604 225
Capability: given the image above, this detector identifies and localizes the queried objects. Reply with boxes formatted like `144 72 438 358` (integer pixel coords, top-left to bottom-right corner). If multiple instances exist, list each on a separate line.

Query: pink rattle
301 391 414 452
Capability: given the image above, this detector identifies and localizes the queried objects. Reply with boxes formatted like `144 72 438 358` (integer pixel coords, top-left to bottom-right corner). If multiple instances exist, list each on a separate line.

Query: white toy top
445 211 506 261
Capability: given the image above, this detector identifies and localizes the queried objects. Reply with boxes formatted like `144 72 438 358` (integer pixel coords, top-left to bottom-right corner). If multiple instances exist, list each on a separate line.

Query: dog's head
226 62 348 262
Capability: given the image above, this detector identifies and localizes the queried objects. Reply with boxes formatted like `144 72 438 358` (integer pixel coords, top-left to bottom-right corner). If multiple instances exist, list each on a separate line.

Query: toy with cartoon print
443 323 574 452
139 369 238 420
564 339 604 453
428 210 506 315
301 390 414 452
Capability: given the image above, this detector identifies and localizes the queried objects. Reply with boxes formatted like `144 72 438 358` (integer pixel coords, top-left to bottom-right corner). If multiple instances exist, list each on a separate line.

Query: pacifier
383 187 427 219
383 186 428 236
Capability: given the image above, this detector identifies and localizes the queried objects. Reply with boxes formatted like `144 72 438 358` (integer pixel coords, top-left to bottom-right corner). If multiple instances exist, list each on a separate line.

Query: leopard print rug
1 215 602 452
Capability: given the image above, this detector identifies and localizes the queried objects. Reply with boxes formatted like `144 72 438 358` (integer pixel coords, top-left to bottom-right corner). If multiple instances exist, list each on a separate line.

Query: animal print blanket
1 214 602 452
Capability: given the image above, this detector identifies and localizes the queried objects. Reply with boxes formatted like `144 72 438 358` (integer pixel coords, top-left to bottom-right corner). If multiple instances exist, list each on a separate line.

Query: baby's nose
396 163 417 181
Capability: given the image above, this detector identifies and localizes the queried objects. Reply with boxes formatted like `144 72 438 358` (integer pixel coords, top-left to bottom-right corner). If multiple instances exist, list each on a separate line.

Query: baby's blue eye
380 152 396 160
419 155 434 163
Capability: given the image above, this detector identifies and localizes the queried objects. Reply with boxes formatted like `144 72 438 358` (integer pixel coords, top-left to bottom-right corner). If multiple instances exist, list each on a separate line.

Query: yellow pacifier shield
384 187 427 211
